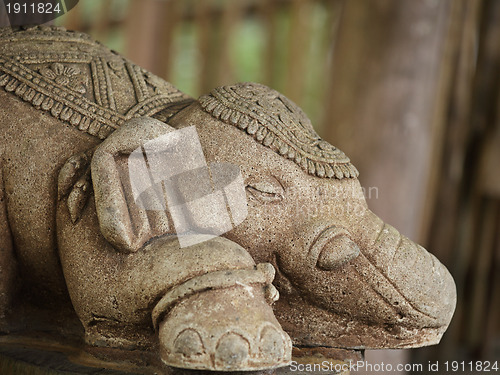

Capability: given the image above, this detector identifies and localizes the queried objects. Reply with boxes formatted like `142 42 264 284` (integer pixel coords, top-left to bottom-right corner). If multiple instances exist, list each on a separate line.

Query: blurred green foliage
56 0 336 131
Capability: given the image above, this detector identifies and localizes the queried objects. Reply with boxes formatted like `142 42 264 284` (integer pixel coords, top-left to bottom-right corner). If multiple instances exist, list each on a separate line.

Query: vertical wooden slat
125 0 167 74
444 0 500 361
418 0 472 244
323 0 456 242
62 0 84 31
196 0 244 93
215 0 243 86
307 0 344 132
265 0 291 93
0 1 10 28
259 0 278 87
426 0 481 279
417 0 483 363
284 0 312 104
94 0 114 41
467 199 498 347
322 1 459 372
484 215 500 358
472 23 500 355
195 0 215 95
156 0 181 80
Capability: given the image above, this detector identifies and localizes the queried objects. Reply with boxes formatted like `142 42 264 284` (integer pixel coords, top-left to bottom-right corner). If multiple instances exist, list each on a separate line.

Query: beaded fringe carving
0 26 190 140
0 61 187 140
199 84 359 180
0 68 117 140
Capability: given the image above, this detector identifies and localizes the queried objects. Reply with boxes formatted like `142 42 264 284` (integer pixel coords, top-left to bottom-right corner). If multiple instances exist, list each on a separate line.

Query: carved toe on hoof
260 325 286 362
215 332 250 370
173 329 205 358
159 323 210 369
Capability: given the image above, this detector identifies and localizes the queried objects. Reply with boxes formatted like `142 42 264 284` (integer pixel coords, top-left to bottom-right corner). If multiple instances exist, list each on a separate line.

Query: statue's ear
91 117 176 253
58 148 95 224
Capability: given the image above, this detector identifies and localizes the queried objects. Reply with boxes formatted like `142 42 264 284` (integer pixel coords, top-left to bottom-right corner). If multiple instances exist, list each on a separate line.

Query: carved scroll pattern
0 26 190 140
199 83 359 179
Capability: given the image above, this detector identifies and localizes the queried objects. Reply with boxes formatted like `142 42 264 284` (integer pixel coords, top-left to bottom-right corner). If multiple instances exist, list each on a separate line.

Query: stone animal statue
0 26 456 372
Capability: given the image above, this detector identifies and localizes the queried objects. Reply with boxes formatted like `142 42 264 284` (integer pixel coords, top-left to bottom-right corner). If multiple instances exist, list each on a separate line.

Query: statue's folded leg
56 168 291 371
153 262 290 371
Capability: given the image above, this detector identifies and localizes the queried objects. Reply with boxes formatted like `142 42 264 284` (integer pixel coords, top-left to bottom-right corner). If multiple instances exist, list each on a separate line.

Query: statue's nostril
316 235 360 270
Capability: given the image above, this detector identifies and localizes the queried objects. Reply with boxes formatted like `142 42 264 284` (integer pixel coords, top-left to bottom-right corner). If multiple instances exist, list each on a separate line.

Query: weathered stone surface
171 89 457 349
0 26 456 373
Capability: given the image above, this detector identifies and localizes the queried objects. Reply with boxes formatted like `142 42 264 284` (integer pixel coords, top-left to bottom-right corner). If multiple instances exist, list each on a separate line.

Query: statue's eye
246 181 284 203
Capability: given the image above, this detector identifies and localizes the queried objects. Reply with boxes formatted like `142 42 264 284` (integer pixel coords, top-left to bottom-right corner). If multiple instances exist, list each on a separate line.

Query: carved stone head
168 82 457 349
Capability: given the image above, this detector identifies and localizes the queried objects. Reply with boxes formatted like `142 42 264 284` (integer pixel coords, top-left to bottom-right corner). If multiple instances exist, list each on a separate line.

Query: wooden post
125 0 170 75
323 0 457 246
322 0 459 372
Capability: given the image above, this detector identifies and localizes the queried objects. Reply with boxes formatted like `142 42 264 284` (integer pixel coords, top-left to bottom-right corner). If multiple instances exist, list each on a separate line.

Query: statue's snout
355 209 457 330
274 202 456 349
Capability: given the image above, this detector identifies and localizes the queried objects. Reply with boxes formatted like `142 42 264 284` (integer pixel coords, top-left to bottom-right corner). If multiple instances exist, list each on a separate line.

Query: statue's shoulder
0 26 191 139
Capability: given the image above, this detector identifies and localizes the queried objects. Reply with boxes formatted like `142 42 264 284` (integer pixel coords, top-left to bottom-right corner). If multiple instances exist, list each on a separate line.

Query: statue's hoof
153 264 292 371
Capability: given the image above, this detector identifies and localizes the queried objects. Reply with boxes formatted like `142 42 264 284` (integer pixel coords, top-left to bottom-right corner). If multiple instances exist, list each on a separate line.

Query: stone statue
0 26 456 373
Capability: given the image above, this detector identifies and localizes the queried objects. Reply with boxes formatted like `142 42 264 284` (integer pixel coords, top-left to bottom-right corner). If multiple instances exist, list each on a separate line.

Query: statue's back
0 26 191 301
0 26 190 139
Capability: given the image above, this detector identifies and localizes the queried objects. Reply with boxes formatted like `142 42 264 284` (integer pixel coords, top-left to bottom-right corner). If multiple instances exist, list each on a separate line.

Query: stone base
0 334 363 375
0 334 161 375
